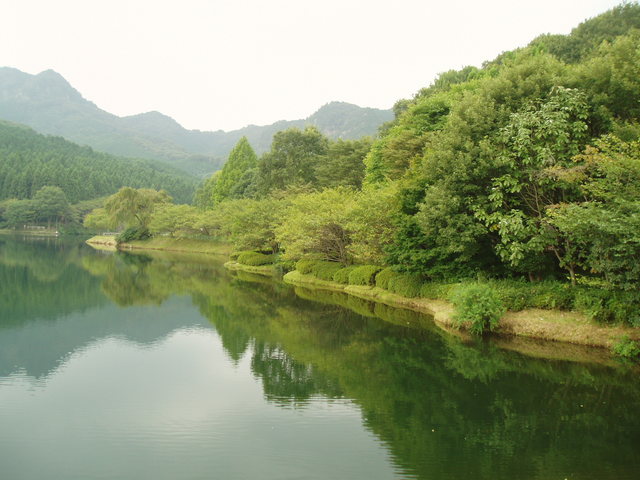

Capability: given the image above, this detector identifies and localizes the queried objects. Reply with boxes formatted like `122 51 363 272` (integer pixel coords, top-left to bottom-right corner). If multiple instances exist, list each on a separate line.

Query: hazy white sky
0 0 624 131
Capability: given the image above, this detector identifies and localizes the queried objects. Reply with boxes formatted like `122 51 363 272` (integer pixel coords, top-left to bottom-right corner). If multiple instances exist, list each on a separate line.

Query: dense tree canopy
0 121 196 204
85 4 640 298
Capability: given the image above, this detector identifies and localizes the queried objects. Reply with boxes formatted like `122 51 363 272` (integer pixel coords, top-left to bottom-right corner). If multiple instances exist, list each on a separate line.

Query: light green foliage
345 183 399 264
83 207 112 232
148 204 199 237
3 199 36 228
451 284 505 335
295 259 343 281
364 91 452 184
256 126 329 195
275 187 356 262
387 273 424 298
32 186 71 227
236 251 275 266
529 3 640 63
217 197 289 252
193 172 219 210
347 265 382 286
295 259 319 275
612 336 640 359
375 268 400 290
103 187 171 230
419 282 457 300
311 262 345 281
332 266 358 284
315 137 372 189
212 137 258 203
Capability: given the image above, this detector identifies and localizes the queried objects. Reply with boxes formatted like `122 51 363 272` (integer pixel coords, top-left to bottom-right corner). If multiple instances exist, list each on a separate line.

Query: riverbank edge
224 261 279 276
282 270 639 350
85 236 638 354
86 235 233 255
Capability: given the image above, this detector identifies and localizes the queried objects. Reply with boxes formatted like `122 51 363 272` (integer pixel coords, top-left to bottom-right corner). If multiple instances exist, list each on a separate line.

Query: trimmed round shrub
348 265 382 286
375 267 401 290
451 283 505 335
387 273 424 298
237 251 275 266
296 259 318 275
333 266 357 284
311 261 344 281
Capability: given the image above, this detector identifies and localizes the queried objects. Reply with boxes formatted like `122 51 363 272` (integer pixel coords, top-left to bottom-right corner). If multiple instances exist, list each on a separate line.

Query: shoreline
282 271 638 350
86 235 232 256
85 236 639 358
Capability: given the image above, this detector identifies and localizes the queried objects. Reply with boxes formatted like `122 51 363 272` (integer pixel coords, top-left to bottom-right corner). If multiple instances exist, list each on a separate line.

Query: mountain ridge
0 68 393 176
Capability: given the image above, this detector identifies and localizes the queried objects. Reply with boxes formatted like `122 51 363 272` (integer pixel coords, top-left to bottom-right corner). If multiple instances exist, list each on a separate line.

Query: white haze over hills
0 67 392 176
0 0 623 132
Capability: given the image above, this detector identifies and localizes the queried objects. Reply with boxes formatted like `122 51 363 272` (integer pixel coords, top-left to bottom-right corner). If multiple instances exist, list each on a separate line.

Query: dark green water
0 236 639 480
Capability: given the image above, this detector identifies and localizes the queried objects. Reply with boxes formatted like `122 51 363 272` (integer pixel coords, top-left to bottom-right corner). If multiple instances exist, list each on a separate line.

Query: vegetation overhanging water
1 236 639 480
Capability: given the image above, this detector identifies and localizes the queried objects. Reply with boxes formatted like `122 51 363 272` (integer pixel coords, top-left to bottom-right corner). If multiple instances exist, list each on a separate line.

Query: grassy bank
224 261 280 276
86 235 233 256
283 270 639 350
84 236 640 356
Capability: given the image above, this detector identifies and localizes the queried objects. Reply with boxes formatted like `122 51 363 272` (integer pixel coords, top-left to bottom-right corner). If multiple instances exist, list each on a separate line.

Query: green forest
30 3 638 333
0 121 197 230
82 4 640 330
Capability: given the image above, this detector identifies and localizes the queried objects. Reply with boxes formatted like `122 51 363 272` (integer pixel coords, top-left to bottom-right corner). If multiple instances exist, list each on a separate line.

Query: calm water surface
0 236 639 479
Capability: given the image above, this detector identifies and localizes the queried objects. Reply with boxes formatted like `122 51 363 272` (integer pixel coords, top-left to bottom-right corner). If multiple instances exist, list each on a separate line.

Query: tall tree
103 187 171 229
212 137 258 203
256 127 329 195
32 186 70 228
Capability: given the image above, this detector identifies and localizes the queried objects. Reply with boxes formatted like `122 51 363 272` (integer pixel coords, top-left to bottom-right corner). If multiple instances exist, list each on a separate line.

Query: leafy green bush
612 336 640 359
296 259 318 274
236 251 275 266
311 261 344 281
574 289 640 325
375 267 401 290
348 265 382 286
451 283 505 335
116 226 151 243
333 266 357 284
387 273 424 298
489 280 576 311
296 259 344 280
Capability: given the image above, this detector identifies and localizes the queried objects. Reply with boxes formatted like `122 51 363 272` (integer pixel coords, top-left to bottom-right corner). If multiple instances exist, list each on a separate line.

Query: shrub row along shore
87 236 639 359
226 254 639 353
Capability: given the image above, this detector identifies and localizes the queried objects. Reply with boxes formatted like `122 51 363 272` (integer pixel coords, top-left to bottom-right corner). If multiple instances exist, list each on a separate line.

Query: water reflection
0 238 639 479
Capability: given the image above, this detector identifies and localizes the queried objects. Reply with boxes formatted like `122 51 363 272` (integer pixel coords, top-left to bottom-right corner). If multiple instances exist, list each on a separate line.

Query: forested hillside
0 67 392 176
88 4 640 328
0 121 196 203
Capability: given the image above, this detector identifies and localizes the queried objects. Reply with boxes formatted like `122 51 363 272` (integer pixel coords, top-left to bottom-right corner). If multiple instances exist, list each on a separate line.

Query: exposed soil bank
282 271 639 351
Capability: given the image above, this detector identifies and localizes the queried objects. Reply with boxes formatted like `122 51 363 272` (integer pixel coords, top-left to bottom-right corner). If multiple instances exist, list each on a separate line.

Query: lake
0 235 639 479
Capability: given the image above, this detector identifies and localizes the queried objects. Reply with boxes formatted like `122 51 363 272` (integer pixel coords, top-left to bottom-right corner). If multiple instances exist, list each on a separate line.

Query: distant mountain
0 120 196 203
0 68 393 176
